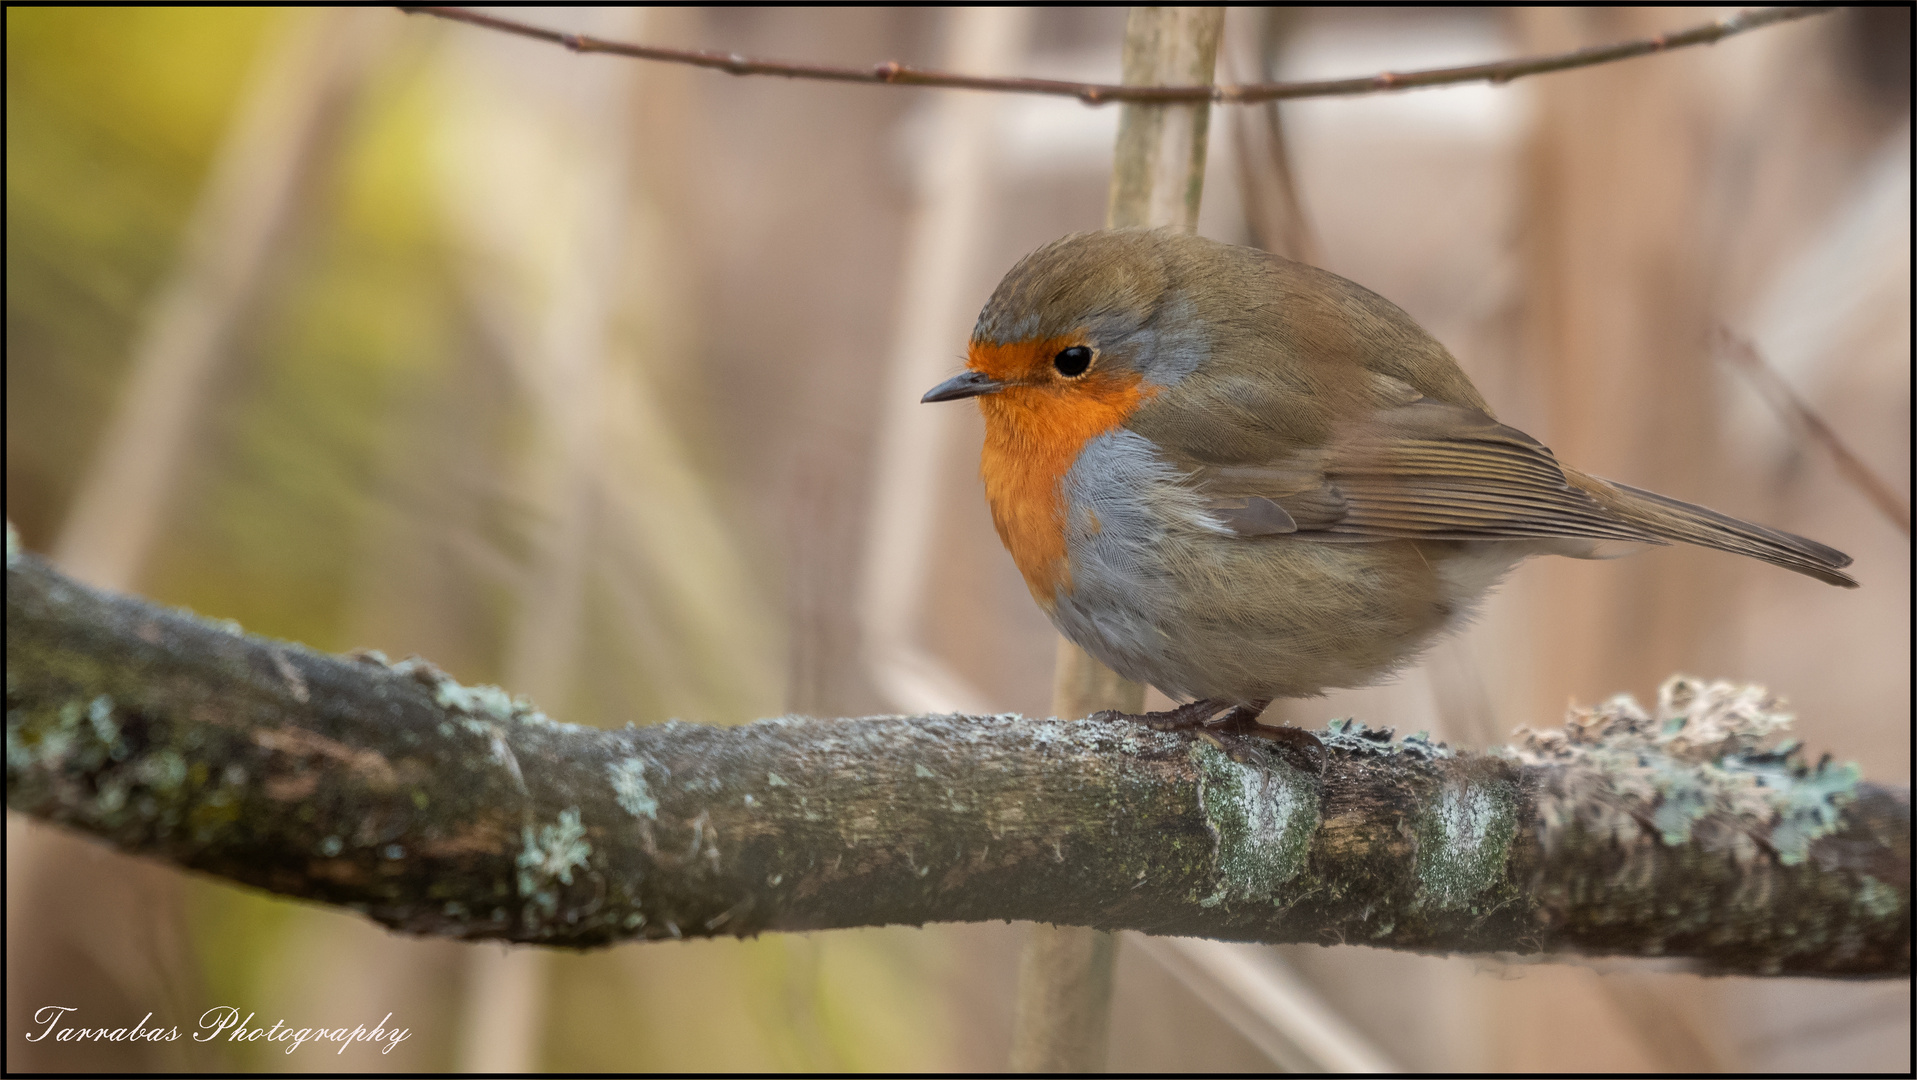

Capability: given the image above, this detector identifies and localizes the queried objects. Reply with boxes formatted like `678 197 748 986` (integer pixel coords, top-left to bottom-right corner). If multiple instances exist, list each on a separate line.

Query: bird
921 228 1856 738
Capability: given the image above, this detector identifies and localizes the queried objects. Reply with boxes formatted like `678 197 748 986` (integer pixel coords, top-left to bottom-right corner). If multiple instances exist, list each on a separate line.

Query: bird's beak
921 370 1007 403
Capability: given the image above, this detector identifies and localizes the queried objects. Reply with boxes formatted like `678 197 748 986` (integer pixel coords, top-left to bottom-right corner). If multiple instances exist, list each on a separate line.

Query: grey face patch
1122 291 1209 388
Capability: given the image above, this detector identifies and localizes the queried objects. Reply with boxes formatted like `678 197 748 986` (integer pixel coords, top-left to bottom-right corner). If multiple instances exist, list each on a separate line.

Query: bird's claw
1091 698 1326 773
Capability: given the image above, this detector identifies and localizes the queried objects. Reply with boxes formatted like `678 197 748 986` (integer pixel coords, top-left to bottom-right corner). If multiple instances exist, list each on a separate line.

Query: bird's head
921 228 1221 420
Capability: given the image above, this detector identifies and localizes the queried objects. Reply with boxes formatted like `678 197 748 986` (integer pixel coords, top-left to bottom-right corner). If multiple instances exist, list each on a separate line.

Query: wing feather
1189 396 1665 545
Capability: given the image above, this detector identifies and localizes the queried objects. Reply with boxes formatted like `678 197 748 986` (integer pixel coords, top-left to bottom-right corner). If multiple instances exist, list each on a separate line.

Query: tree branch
5 543 1907 977
399 6 1831 106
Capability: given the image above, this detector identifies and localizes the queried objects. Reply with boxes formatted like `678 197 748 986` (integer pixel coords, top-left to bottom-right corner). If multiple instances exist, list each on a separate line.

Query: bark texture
6 547 1908 976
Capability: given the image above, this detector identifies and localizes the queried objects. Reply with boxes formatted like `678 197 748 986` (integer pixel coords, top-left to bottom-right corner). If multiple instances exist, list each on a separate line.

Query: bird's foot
1091 698 1325 772
1091 697 1231 731
1198 700 1326 771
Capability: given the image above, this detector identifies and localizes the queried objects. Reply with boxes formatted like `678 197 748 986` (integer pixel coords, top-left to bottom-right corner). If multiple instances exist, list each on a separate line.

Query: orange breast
971 339 1155 609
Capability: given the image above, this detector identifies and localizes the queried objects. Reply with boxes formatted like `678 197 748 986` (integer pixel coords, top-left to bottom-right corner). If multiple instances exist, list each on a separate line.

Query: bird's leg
1147 697 1236 731
1205 699 1273 733
1089 697 1231 731
1202 700 1327 772
1088 698 1325 770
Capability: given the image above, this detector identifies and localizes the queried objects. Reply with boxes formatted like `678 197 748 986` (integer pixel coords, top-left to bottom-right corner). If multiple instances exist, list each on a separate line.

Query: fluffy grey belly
1049 430 1523 702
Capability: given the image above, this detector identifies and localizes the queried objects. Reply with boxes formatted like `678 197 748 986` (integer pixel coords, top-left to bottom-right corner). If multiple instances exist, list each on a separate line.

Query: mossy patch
1190 743 1318 907
1415 779 1518 910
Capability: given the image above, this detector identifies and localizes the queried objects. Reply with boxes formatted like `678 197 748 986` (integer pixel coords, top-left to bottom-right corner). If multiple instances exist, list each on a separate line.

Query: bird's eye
1052 346 1094 377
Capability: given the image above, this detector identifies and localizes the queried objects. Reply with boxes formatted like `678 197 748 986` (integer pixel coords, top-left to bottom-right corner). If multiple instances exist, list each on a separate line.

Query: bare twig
1716 327 1912 537
400 6 1830 106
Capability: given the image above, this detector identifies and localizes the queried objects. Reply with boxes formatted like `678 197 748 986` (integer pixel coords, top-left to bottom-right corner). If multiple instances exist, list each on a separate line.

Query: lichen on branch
1512 677 1869 863
5 543 1908 977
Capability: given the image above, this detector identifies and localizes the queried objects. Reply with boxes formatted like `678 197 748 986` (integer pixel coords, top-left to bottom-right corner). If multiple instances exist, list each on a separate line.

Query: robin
921 228 1856 737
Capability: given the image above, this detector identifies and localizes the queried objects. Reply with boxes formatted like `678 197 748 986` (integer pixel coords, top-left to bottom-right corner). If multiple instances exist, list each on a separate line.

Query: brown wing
1192 396 1666 546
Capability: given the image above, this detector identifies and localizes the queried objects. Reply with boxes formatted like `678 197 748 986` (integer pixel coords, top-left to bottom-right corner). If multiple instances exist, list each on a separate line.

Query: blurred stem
857 6 1032 719
1014 9 1224 1073
1227 8 1321 265
1011 922 1118 1072
1106 7 1225 232
1714 327 1912 537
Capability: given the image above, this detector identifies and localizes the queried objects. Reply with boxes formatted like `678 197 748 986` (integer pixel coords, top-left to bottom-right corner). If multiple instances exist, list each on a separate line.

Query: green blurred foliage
8 9 956 1072
545 931 953 1072
143 39 463 652
6 7 280 546
11 11 485 1070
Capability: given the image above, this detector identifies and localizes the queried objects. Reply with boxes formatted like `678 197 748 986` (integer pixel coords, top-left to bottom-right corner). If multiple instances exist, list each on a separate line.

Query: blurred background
6 6 1908 1072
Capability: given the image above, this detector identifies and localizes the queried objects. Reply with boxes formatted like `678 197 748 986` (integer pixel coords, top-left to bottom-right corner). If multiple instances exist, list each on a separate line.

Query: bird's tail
1567 471 1858 588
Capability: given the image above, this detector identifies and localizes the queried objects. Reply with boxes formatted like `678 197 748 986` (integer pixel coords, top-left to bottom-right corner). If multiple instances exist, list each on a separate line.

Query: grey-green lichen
1190 742 1318 907
9 694 136 780
1415 779 1519 910
1855 876 1903 920
6 679 220 846
1508 675 1863 864
516 807 592 918
384 657 555 728
143 747 189 791
86 695 117 743
607 757 659 819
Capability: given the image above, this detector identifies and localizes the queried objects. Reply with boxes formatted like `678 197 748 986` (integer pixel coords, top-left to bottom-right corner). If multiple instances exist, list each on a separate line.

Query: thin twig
1716 327 1912 538
400 6 1830 106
